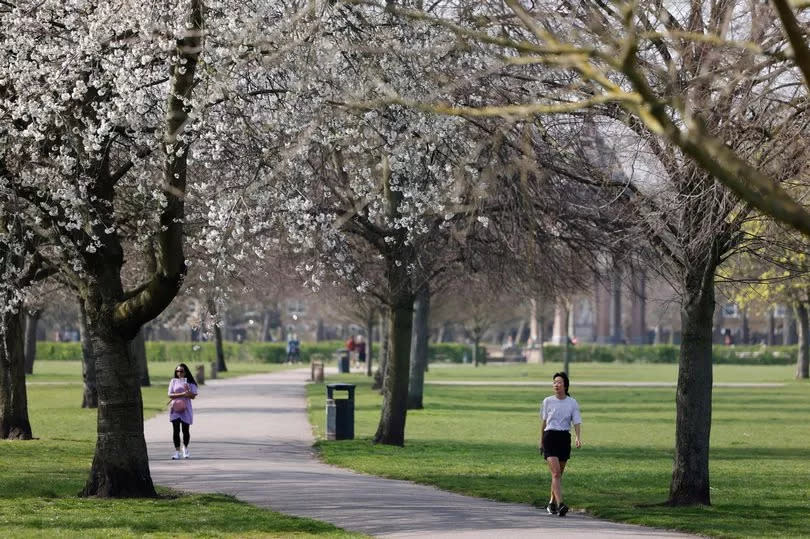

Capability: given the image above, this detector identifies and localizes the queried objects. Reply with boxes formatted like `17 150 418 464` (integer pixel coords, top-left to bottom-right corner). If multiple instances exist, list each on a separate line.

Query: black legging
172 419 190 449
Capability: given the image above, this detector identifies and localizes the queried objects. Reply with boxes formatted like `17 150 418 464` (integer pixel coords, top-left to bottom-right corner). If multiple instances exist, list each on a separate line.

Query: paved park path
143 369 698 538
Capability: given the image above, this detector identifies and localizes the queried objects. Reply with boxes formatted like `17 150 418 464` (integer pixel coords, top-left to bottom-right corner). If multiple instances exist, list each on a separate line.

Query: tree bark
214 322 227 372
79 300 98 409
374 290 414 446
0 309 33 440
785 307 798 345
207 299 227 372
129 328 150 387
24 308 41 375
796 303 809 379
80 304 154 497
407 283 430 410
668 263 716 506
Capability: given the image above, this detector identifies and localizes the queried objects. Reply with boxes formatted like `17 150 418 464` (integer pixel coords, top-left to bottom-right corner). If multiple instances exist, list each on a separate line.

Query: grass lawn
308 362 810 538
0 360 361 538
425 361 795 383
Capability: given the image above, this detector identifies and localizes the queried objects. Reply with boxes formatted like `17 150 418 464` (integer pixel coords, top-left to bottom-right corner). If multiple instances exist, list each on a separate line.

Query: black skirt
542 430 572 461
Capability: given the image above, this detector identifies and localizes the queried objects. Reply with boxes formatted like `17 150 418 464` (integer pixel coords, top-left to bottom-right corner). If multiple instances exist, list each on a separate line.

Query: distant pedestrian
346 335 357 365
539 371 582 517
287 334 300 363
356 335 366 363
168 363 198 460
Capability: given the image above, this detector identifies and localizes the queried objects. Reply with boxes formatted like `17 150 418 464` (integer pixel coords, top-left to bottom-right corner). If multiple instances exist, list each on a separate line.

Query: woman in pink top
168 363 198 460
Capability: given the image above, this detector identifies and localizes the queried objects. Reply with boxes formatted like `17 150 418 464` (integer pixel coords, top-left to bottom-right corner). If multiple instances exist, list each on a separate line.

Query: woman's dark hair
553 371 570 396
174 363 197 386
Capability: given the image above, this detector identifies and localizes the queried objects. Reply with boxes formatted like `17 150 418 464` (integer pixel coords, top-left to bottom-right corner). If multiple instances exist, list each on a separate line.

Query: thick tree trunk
129 328 150 387
796 303 809 379
0 309 33 440
80 306 155 497
23 308 41 375
79 301 98 409
472 337 480 367
407 284 430 410
374 293 414 445
668 265 716 506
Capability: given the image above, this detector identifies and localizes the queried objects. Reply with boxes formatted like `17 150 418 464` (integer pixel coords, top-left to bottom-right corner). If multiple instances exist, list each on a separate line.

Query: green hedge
540 344 798 365
33 340 486 364
142 340 348 364
35 342 83 361
34 341 797 365
34 340 350 364
429 343 487 363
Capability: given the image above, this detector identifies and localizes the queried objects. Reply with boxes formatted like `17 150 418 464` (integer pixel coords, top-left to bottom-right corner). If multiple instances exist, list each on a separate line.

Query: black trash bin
337 350 350 373
326 383 355 440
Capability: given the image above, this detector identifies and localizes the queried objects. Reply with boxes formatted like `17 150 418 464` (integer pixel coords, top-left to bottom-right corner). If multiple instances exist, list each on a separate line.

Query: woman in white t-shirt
539 371 582 517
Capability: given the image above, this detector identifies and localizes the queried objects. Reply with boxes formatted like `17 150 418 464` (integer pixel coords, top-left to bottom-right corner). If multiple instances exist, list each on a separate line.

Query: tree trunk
79 301 98 409
407 284 430 410
80 302 155 497
79 0 200 498
767 308 775 345
207 299 227 372
374 293 414 445
796 303 809 379
24 308 41 375
0 309 33 440
214 323 227 372
668 264 716 506
538 313 546 363
129 328 150 387
366 311 374 377
785 307 798 345
261 310 271 342
515 318 526 345
472 337 480 367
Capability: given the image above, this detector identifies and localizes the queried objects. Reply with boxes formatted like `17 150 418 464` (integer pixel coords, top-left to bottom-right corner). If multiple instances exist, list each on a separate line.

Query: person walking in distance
539 372 582 516
168 363 198 460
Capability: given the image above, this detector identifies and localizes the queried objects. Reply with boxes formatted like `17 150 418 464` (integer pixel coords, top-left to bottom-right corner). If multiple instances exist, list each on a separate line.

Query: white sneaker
182 447 190 459
171 451 181 460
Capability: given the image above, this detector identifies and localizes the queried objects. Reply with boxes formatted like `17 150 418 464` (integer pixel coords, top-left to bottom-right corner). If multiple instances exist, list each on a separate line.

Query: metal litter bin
326 383 355 440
